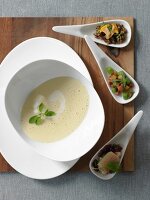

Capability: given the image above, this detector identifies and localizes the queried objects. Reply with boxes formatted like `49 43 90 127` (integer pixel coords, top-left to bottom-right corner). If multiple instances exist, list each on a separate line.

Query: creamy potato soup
21 77 89 143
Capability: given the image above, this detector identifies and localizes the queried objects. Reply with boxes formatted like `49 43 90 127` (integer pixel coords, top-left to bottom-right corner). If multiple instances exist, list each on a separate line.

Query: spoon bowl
89 110 143 180
52 19 131 48
84 35 139 104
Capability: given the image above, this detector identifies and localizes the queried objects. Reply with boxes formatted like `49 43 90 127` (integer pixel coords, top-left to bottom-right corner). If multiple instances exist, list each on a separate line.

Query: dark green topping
107 162 120 173
29 102 56 125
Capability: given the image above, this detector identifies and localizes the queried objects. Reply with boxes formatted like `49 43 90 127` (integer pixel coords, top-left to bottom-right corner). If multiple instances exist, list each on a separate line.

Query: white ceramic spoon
84 35 139 104
52 19 131 48
89 110 143 180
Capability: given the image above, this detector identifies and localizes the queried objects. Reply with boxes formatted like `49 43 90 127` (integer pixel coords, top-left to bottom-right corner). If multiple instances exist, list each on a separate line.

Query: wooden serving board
0 17 134 172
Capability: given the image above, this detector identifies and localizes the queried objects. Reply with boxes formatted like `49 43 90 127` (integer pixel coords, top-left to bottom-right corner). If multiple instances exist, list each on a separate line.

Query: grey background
0 0 150 199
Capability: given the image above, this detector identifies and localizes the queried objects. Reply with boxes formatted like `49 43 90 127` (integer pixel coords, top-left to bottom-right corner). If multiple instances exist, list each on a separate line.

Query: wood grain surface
0 17 134 172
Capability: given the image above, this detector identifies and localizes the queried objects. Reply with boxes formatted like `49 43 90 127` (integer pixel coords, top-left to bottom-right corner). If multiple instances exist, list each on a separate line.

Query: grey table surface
0 0 150 199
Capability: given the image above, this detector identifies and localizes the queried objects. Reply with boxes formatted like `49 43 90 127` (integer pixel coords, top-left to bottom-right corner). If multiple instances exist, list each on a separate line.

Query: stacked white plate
0 37 104 179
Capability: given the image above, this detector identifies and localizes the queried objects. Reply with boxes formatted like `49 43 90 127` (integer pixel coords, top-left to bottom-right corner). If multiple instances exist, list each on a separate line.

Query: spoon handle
52 25 82 38
112 111 143 147
84 35 105 64
121 110 143 140
84 35 115 88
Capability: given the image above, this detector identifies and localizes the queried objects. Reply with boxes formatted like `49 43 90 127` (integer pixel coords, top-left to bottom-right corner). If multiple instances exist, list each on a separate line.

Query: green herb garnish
29 102 56 125
107 162 120 173
38 102 45 112
45 110 56 117
122 92 129 100
29 115 39 124
107 24 112 32
111 87 117 94
106 67 114 75
35 116 43 125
